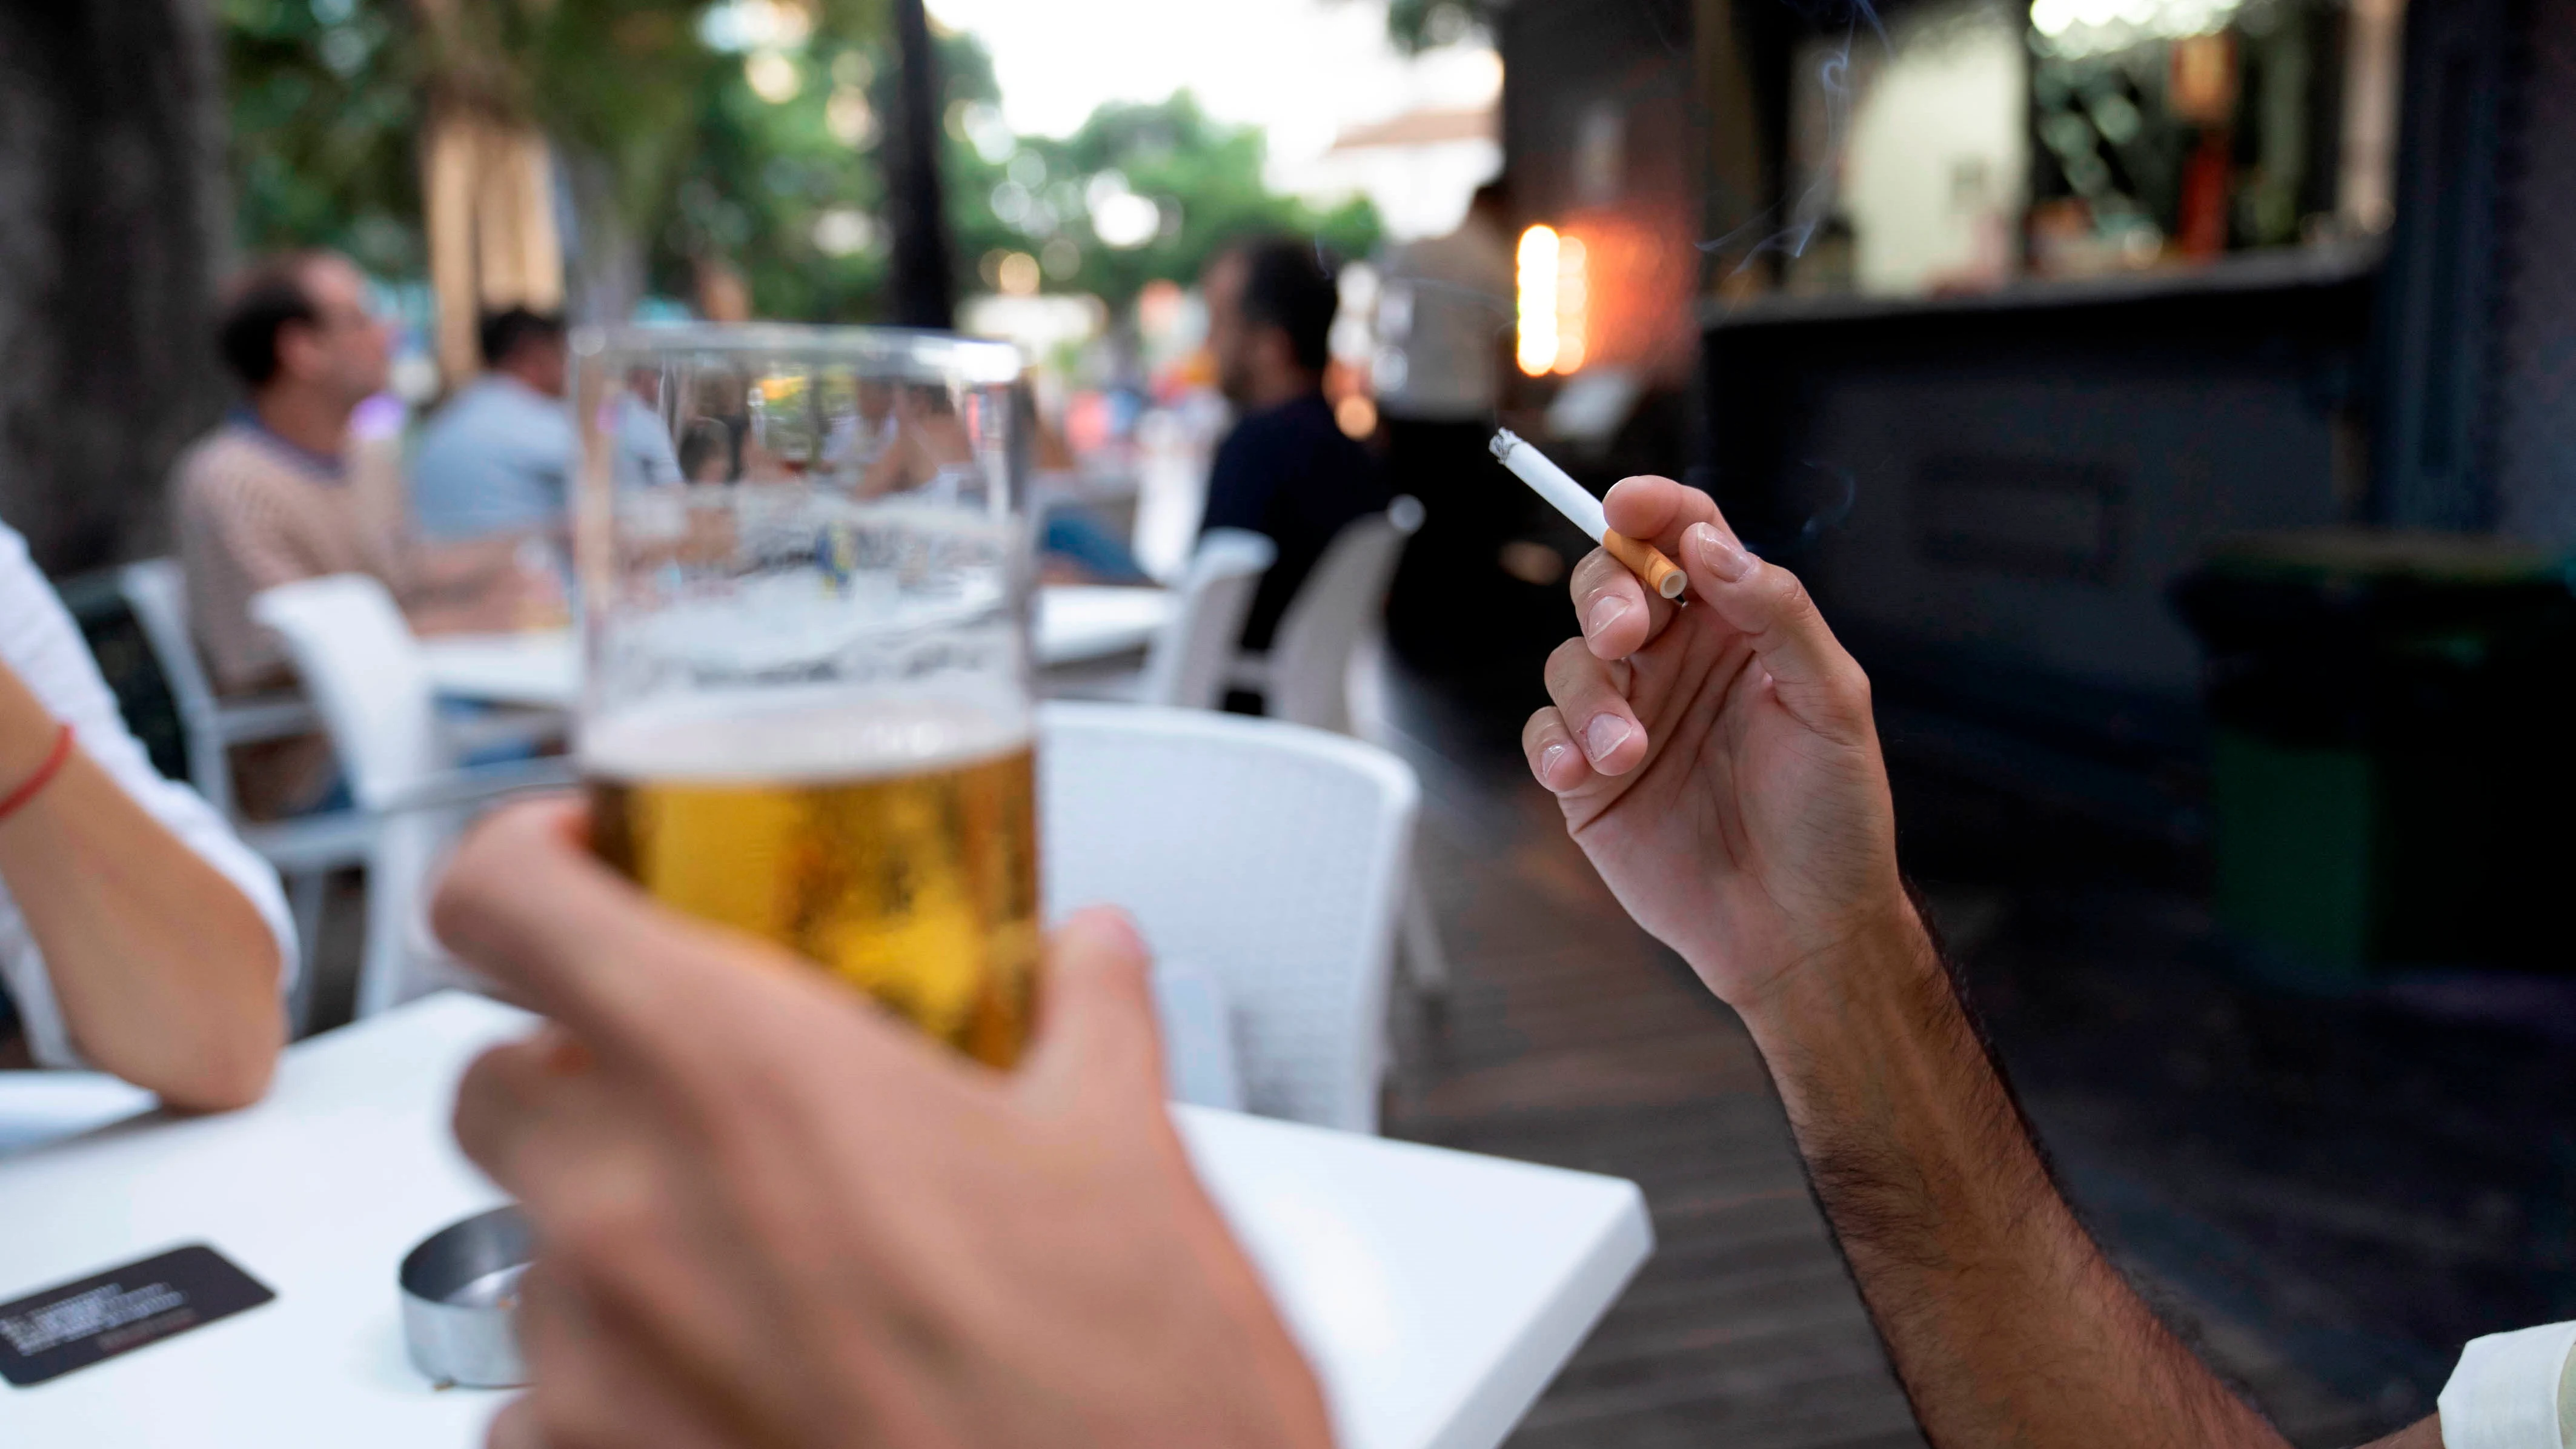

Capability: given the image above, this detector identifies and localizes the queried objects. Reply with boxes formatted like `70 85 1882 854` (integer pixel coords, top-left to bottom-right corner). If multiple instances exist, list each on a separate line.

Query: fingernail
1585 593 1630 639
1687 523 1753 583
1582 714 1632 763
1539 742 1574 786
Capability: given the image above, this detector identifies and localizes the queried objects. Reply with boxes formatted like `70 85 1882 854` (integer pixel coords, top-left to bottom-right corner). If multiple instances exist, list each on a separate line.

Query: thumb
1679 523 1873 743
1016 907 1167 1115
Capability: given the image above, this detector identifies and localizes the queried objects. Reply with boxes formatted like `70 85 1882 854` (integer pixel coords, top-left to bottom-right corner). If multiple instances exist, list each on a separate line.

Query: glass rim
569 322 1025 386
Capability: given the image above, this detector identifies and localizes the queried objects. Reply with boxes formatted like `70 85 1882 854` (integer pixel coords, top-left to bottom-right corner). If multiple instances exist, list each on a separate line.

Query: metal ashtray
400 1205 533 1388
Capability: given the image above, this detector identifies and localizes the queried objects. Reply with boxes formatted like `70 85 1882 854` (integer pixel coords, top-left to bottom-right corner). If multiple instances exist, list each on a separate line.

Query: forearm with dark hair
1738 912 2292 1449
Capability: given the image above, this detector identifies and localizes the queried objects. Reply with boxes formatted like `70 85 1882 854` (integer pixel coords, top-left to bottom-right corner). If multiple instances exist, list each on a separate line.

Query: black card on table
0 1244 275 1387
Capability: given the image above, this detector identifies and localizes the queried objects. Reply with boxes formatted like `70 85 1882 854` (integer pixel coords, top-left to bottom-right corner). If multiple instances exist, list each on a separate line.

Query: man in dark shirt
1198 236 1391 651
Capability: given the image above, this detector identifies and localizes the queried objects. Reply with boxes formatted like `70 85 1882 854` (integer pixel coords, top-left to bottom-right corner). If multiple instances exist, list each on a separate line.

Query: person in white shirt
1374 180 1515 426
0 520 296 1111
422 472 2568 1445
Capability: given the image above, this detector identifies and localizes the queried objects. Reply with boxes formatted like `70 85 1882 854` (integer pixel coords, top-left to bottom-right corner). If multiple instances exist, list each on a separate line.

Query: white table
421 586 1175 709
0 995 1649 1448
1034 584 1179 665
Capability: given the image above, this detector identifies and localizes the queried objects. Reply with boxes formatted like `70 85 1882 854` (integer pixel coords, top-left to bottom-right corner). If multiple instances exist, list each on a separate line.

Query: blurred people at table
1376 182 1518 669
0 519 293 1112
823 376 899 476
677 418 735 484
857 384 976 499
1200 235 1391 652
173 251 537 814
431 471 2528 1449
613 365 685 491
1025 385 1149 585
410 307 574 542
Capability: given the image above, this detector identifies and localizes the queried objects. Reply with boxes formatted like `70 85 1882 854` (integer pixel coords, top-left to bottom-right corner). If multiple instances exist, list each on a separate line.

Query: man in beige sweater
173 251 531 815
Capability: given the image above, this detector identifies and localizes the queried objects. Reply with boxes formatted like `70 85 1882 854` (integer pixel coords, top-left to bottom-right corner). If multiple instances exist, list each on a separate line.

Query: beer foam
583 690 1030 783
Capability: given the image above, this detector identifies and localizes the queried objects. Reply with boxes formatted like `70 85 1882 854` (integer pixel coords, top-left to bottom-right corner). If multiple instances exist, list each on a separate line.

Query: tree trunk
0 0 230 576
560 147 647 331
885 0 956 330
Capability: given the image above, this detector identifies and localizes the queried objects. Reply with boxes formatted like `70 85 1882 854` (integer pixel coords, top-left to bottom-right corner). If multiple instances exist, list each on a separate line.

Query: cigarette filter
1490 429 1687 600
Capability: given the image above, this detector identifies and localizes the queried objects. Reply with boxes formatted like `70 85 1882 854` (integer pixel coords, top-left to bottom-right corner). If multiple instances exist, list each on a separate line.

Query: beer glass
568 325 1037 1066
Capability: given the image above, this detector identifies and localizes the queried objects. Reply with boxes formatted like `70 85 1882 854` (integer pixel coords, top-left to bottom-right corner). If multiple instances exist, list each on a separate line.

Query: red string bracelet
0 723 75 824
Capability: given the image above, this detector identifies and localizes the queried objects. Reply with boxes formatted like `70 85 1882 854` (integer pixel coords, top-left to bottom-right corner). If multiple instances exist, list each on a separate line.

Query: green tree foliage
219 1 1383 322
960 93 1383 309
222 0 422 275
658 28 992 320
1384 0 1486 55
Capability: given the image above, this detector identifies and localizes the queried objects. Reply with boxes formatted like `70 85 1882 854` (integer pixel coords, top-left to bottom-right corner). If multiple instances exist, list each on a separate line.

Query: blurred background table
420 584 1175 709
0 993 1647 1449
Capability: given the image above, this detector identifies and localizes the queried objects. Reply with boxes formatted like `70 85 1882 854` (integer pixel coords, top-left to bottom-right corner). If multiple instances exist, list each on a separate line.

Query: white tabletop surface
0 994 1648 1448
421 586 1174 709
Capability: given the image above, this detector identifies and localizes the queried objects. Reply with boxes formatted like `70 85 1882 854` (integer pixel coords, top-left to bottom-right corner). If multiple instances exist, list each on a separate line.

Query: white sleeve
0 524 299 1069
2438 1321 2576 1449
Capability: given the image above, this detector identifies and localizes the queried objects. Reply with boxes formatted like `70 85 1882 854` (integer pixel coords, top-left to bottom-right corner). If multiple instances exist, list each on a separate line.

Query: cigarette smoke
1700 0 1887 274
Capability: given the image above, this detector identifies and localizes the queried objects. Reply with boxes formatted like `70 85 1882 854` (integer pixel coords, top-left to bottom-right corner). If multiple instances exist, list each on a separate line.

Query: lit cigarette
1490 429 1687 600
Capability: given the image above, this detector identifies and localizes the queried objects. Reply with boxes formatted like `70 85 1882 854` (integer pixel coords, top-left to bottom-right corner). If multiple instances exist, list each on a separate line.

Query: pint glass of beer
568 326 1037 1066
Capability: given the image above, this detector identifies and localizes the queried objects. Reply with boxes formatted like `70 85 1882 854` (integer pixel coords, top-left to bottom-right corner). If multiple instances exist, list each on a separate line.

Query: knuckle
524 1373 626 1449
450 1046 535 1177
1767 566 1816 620
1544 635 1592 685
548 1179 660 1284
1565 551 1616 600
426 858 483 951
1845 662 1874 709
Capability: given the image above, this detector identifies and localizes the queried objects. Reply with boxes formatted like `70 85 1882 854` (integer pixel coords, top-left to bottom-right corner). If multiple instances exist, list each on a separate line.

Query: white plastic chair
1043 529 1275 709
1040 702 1416 1133
1229 500 1450 997
251 577 573 1018
119 561 322 824
120 560 372 1023
1236 497 1422 732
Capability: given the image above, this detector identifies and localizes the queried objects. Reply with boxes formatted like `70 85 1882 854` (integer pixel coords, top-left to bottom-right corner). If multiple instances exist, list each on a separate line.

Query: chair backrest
1137 529 1274 710
250 575 449 810
1263 497 1424 733
118 559 233 818
253 576 474 1016
1038 702 1417 1132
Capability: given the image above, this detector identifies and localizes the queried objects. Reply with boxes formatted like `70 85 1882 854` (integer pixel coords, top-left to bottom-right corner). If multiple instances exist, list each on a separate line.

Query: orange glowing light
1516 224 1559 376
1553 234 1589 375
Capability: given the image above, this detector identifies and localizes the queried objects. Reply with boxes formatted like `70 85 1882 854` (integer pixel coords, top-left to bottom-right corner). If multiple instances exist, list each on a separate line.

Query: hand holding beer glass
571 327 1038 1066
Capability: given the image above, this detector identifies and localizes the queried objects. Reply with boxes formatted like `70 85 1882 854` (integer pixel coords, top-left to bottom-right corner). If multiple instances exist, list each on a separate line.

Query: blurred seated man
410 307 574 542
857 385 975 499
428 474 2568 1449
0 518 293 1112
174 251 536 815
1198 235 1391 654
611 365 685 491
677 418 734 484
823 376 898 476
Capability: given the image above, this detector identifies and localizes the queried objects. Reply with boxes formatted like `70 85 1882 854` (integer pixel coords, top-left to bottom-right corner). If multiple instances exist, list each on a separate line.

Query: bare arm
1521 474 2431 1449
1744 911 2291 1447
400 534 549 637
0 663 282 1110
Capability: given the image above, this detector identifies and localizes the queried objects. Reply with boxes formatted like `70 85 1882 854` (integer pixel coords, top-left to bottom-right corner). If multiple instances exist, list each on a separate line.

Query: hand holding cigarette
1491 430 1688 600
1516 471 1899 1007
